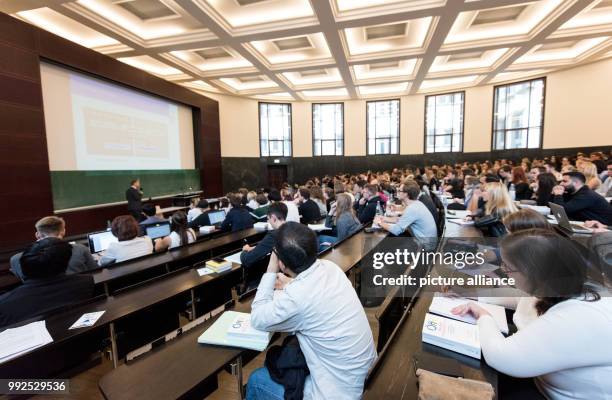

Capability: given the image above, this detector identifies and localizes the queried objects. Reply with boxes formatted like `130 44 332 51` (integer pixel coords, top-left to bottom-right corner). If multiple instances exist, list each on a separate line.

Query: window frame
365 98 401 155
423 90 465 154
311 102 344 157
258 101 293 157
491 77 546 151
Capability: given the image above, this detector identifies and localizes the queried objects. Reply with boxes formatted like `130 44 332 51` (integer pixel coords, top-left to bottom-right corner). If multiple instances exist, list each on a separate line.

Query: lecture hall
1 0 612 399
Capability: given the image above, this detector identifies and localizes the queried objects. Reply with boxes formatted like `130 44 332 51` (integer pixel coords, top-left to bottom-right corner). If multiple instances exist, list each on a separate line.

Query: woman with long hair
310 185 328 217
511 166 533 201
452 229 611 399
469 182 518 236
535 172 557 206
319 193 362 249
579 161 602 191
154 211 196 252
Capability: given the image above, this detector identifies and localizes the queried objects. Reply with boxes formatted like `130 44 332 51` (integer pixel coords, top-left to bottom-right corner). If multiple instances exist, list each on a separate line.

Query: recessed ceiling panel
250 33 332 65
344 17 432 57
117 55 182 76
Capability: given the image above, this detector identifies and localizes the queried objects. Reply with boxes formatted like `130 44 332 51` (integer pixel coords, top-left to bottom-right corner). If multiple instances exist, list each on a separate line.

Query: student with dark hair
247 222 376 400
296 187 321 224
452 229 612 400
10 216 97 281
220 193 254 232
355 184 382 225
375 182 437 239
251 193 270 219
552 171 612 224
0 238 95 327
139 203 165 226
188 199 213 228
154 211 196 252
498 165 512 187
101 215 153 265
445 170 465 199
503 208 551 233
535 172 557 207
241 202 287 268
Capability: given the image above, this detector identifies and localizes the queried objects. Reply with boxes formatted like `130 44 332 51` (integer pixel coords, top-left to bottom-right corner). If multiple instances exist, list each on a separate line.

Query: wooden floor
5 299 380 400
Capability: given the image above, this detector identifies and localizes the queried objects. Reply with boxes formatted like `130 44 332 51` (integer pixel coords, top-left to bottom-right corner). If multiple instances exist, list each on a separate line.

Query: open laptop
548 202 593 234
144 222 172 240
208 210 226 227
88 230 118 254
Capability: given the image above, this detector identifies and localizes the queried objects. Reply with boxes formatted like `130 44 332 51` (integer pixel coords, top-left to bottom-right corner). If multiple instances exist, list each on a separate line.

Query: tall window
367 99 400 155
312 103 343 156
259 102 292 157
425 92 464 153
493 78 545 150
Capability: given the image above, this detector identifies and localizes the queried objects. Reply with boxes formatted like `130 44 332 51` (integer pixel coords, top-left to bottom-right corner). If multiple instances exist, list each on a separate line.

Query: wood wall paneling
0 12 222 253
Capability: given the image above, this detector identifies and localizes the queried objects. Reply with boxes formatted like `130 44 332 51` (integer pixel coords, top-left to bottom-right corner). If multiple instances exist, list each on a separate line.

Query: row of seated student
248 214 612 399
3 153 609 323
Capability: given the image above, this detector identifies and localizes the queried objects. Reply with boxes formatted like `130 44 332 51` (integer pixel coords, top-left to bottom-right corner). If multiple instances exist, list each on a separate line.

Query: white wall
211 57 612 157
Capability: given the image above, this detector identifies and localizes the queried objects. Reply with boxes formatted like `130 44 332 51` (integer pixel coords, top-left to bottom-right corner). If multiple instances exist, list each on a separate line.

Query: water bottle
509 183 516 201
106 220 111 231
376 201 383 216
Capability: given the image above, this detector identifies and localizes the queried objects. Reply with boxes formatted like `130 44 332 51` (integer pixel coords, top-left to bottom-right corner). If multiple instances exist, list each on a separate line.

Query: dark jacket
513 182 533 201
552 186 612 225
221 206 254 232
10 243 98 282
355 196 382 225
419 192 440 224
240 230 278 268
298 199 321 224
0 274 95 328
264 335 309 400
126 187 143 214
189 211 212 228
447 178 465 199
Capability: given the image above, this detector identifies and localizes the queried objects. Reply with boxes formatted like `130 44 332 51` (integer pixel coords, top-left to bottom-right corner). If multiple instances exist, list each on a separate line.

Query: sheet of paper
448 219 474 226
197 267 215 276
69 311 106 330
0 321 53 364
308 224 332 231
225 251 243 265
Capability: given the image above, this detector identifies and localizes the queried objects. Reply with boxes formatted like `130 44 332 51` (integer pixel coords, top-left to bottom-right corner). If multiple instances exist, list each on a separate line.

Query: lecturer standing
126 178 143 221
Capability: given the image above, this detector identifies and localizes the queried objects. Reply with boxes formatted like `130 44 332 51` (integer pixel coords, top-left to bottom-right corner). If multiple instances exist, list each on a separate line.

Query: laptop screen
88 230 118 253
208 210 226 225
145 223 171 240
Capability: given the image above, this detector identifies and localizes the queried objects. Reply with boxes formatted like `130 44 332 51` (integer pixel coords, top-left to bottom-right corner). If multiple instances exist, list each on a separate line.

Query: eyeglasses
500 261 518 274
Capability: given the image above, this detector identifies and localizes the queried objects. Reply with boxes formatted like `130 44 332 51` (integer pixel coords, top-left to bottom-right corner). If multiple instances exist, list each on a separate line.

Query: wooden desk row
363 215 496 399
97 229 389 400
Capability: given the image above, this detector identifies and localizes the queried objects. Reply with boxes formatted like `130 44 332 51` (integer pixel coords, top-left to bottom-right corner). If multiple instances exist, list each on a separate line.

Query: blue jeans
318 234 338 251
246 367 284 400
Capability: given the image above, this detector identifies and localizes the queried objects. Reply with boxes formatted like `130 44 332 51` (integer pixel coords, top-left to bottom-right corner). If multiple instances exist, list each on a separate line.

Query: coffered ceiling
3 0 612 100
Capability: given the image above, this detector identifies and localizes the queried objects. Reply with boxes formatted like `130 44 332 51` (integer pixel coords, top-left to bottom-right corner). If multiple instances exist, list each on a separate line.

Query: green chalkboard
50 169 201 211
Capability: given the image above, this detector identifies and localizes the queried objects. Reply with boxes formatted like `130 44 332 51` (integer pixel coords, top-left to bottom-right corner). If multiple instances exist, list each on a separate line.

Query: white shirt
282 200 300 223
478 295 612 400
479 295 538 330
251 260 377 400
187 208 202 223
168 229 196 249
247 199 259 210
102 236 153 264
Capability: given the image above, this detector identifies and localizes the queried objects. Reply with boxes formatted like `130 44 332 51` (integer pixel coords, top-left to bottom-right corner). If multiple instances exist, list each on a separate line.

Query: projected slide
40 62 195 171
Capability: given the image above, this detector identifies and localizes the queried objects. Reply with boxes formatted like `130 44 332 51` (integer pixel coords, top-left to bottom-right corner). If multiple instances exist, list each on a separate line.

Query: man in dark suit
296 187 321 224
0 238 95 328
126 178 143 221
